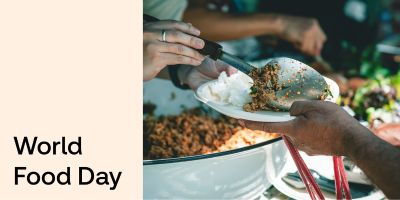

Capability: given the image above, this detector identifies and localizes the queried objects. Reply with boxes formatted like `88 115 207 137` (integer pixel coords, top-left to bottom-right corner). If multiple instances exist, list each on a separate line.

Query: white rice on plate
198 72 253 106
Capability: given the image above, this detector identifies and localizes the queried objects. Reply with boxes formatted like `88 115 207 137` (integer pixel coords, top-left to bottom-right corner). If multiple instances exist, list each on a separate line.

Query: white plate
269 152 385 200
195 77 339 122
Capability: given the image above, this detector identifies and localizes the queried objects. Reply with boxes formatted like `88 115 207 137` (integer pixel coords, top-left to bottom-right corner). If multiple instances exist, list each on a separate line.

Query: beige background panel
0 0 142 199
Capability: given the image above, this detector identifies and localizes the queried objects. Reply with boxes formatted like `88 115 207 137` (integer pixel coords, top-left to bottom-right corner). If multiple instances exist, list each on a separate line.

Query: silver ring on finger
161 30 167 42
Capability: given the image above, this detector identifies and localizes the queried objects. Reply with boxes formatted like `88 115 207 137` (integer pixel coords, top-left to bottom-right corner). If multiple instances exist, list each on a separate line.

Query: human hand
178 57 237 90
278 15 327 56
240 101 367 156
143 20 206 81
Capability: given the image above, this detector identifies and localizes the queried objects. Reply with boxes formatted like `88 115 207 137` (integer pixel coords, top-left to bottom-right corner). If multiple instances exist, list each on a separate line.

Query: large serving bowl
144 139 287 199
143 79 288 199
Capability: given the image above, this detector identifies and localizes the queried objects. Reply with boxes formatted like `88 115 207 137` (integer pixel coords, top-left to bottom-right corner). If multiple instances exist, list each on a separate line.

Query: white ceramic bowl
144 140 288 199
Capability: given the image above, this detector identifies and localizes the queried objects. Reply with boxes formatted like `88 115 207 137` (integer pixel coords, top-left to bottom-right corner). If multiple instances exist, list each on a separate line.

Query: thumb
239 119 294 135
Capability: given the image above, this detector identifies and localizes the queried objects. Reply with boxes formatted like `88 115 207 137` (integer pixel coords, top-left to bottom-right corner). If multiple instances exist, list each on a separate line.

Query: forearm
183 6 282 41
344 125 400 198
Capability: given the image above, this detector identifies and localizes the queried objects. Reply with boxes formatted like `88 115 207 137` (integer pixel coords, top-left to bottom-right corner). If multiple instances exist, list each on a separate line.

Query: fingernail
195 39 205 48
193 29 201 36
238 120 245 127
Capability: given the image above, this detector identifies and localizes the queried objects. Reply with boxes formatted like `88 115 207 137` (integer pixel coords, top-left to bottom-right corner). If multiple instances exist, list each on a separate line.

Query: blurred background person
182 0 399 94
183 0 327 57
182 0 383 67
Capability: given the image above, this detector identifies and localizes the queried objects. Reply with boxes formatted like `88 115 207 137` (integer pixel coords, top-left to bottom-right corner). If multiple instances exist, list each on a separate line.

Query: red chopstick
334 156 352 199
283 136 325 200
284 136 317 199
283 135 352 200
333 156 342 199
339 158 352 199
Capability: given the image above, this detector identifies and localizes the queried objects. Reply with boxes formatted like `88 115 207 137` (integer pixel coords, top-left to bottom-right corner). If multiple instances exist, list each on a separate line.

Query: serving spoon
144 14 328 111
258 57 329 111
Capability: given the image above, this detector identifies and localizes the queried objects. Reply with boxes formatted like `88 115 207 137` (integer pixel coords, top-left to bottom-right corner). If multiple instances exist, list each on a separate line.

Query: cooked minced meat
244 61 282 112
244 61 330 112
143 109 278 159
